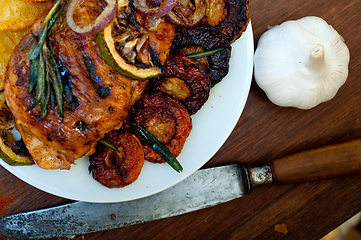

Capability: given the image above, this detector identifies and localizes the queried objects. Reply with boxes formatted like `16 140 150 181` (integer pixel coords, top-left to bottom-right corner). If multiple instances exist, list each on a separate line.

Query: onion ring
66 0 117 35
133 0 176 17
165 0 206 27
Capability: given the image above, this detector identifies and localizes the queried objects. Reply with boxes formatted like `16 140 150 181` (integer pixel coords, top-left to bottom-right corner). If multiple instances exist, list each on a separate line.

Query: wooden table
1 0 361 239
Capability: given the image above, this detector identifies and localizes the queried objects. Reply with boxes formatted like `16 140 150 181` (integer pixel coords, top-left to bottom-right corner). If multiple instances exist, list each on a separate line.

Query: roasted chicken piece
203 0 228 27
134 9 176 66
4 2 147 169
147 18 176 65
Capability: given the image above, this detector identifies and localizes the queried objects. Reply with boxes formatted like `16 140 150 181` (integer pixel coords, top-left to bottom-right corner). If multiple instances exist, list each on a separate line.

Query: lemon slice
97 6 162 80
0 92 34 166
0 136 34 166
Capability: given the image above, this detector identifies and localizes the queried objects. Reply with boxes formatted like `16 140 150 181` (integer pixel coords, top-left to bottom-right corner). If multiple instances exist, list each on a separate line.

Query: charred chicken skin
5 7 143 169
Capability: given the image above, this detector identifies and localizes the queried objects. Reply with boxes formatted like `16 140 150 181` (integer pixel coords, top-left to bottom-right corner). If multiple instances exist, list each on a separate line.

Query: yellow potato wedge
21 0 52 2
0 0 49 32
0 29 29 90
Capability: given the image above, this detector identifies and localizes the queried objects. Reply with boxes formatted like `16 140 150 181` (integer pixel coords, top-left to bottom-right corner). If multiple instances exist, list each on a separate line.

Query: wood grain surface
1 0 361 239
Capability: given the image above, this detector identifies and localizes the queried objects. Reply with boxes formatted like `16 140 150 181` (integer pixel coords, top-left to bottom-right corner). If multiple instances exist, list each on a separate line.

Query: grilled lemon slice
0 135 34 166
0 92 33 166
97 6 162 80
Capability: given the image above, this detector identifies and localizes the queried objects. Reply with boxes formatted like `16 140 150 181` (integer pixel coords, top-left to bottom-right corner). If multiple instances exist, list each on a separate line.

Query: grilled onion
133 0 176 17
165 0 206 27
66 0 117 35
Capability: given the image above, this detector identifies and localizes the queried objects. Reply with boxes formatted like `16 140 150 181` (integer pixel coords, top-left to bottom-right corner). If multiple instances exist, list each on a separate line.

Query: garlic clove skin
254 16 350 110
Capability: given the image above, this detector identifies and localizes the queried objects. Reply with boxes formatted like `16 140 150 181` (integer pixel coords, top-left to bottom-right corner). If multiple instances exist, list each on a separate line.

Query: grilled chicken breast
5 12 146 169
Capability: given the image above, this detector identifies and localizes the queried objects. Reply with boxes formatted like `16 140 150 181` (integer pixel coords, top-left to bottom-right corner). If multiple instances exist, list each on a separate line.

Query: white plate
0 23 254 203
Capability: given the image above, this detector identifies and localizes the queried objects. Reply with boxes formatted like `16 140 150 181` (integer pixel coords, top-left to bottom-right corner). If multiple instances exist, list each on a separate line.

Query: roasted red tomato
151 55 211 114
130 92 192 163
215 0 249 43
89 131 144 188
171 26 231 86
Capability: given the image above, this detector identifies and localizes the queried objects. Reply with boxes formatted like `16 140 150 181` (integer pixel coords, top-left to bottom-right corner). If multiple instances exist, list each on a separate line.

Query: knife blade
2 138 361 239
1 164 252 239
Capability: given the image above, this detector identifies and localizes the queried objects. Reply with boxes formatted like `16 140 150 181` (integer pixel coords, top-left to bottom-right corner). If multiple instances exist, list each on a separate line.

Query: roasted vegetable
171 26 231 86
129 92 192 165
0 92 33 166
0 0 50 32
89 131 144 188
214 0 249 43
151 55 211 114
133 123 182 173
0 130 34 166
0 29 29 90
97 5 164 80
202 0 227 27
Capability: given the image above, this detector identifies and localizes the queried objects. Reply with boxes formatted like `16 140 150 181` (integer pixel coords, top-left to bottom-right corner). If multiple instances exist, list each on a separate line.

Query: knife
2 139 361 239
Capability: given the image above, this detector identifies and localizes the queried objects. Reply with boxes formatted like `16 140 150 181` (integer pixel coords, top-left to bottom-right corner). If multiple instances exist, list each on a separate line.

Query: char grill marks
171 26 232 86
4 11 134 169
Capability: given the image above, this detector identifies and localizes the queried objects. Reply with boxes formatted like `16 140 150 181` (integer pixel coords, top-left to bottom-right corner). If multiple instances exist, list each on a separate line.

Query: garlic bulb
254 16 350 109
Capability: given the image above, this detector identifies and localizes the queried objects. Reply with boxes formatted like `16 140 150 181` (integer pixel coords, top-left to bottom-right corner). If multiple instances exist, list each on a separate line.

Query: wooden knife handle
270 139 361 185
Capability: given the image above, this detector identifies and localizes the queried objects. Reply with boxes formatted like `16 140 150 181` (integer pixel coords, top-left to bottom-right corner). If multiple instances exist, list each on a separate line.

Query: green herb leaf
98 138 120 153
27 51 46 111
24 0 69 119
44 43 64 117
132 123 183 173
27 23 49 61
28 57 39 93
186 47 225 59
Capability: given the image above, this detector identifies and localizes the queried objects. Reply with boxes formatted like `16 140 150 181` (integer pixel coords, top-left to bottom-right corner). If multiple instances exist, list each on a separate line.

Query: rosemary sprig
24 0 69 120
132 123 183 173
28 57 39 93
44 42 64 117
186 47 225 59
98 138 120 153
